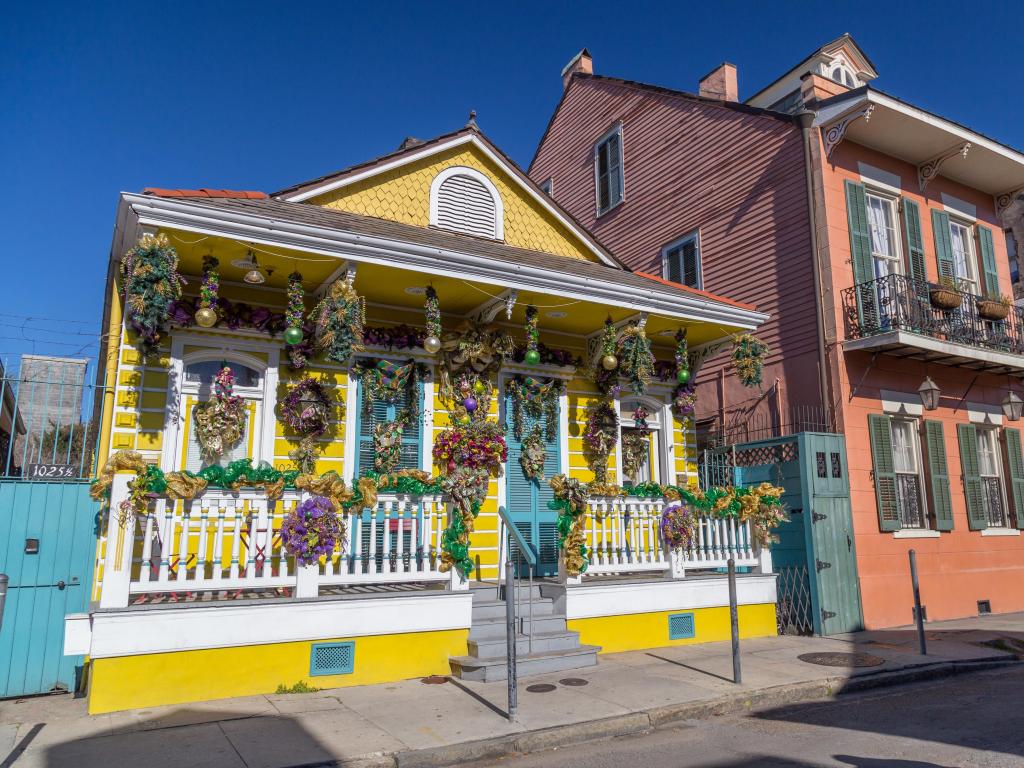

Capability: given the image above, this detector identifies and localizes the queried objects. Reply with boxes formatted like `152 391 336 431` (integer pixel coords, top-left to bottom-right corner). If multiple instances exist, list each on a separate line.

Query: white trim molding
564 575 777 620
981 527 1021 537
893 529 941 539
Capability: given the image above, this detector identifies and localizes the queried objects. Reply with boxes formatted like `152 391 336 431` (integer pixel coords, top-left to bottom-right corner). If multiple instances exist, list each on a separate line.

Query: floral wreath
193 366 247 462
280 377 335 473
519 425 547 482
281 495 345 566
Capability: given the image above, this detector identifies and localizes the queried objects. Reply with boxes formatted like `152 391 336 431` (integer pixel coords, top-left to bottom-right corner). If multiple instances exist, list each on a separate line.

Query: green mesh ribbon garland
120 233 184 355
732 333 769 388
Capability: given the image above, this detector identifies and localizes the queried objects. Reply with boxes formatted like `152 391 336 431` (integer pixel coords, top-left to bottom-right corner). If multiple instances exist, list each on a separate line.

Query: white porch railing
99 475 449 608
578 496 771 580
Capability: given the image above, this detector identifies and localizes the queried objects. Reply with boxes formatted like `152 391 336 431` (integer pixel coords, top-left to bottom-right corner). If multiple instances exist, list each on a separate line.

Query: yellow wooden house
67 123 777 714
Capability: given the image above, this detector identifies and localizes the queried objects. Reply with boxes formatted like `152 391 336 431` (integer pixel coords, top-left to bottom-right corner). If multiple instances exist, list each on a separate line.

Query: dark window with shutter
663 233 701 289
354 378 423 478
595 127 623 213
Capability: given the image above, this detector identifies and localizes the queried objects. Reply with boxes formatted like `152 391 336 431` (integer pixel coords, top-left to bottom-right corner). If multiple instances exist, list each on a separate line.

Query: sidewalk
2 614 1022 768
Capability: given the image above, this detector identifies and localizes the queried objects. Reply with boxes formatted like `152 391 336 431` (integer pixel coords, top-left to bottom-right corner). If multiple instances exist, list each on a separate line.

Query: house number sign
26 463 78 480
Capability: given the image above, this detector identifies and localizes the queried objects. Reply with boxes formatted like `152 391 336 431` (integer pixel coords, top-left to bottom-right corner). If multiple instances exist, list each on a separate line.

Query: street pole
909 549 927 655
728 558 741 684
505 558 518 721
0 574 8 634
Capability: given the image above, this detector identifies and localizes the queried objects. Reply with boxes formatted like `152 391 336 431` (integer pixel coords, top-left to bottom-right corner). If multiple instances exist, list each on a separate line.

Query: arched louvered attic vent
429 167 504 240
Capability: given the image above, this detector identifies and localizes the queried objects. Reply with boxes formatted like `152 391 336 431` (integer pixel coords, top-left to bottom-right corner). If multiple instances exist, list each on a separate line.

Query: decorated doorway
503 376 562 577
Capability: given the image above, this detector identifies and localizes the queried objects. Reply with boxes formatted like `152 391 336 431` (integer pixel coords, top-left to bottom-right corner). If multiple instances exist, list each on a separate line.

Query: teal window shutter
1002 427 1024 530
845 180 878 326
956 423 987 531
931 209 955 281
923 420 953 531
901 198 927 284
867 413 901 532
354 379 423 478
977 225 1000 297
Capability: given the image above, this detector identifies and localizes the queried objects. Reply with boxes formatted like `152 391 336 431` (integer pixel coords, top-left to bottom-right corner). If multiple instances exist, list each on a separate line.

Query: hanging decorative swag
195 256 219 328
519 425 547 481
280 377 335 474
508 374 563 441
621 406 651 481
120 233 185 355
192 366 247 462
617 322 656 395
732 334 769 388
310 278 365 364
583 401 618 483
284 271 305 346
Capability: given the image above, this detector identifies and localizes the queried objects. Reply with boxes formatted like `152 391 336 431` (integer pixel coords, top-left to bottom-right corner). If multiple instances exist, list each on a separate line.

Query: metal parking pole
0 574 8 634
505 559 518 721
909 550 927 655
728 558 741 684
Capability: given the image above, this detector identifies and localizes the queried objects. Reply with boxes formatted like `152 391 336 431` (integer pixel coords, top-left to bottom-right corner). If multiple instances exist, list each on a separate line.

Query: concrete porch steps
449 582 600 681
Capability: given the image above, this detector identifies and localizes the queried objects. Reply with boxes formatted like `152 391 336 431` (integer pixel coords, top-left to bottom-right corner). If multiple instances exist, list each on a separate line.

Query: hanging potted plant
977 292 1012 321
929 276 963 310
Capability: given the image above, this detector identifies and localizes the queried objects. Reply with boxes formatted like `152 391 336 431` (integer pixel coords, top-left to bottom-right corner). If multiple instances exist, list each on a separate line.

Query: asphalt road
477 667 1024 768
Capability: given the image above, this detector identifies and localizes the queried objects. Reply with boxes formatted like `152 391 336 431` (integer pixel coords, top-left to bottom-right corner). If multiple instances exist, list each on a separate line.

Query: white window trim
863 188 904 276
619 395 670 486
981 527 1021 536
593 123 624 217
661 231 703 289
428 165 504 240
893 529 941 539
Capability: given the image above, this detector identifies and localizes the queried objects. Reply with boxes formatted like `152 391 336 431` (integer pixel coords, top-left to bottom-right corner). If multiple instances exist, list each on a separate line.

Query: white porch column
294 564 320 598
665 548 686 580
99 474 135 609
755 545 773 575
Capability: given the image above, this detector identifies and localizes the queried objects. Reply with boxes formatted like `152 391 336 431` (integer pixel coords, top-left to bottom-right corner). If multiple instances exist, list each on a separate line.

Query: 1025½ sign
26 463 78 480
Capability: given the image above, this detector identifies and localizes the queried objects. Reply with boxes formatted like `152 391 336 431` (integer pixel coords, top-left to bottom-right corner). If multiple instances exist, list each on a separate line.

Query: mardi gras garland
519 425 547 482
311 279 365 364
424 286 442 345
120 233 184 355
732 334 769 389
193 367 247 462
672 384 697 418
660 500 697 551
524 305 540 365
284 271 305 345
583 400 618 483
280 377 335 473
617 322 656 395
549 474 590 576
508 374 562 441
170 296 287 336
595 318 620 397
194 256 220 327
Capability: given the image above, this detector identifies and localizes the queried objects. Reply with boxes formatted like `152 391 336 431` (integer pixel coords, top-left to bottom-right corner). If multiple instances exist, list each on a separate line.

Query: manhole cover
797 652 885 668
559 678 589 686
420 675 449 685
526 683 557 693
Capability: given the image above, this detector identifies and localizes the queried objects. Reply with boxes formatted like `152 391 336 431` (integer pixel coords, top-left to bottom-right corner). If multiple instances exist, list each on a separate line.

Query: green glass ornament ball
283 326 304 345
677 368 691 384
525 349 541 365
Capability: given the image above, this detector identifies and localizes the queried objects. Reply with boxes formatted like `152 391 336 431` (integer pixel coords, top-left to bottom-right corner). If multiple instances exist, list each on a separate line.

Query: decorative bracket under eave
585 312 648 365
996 188 1024 216
918 142 971 193
823 104 874 161
469 288 518 323
317 260 358 296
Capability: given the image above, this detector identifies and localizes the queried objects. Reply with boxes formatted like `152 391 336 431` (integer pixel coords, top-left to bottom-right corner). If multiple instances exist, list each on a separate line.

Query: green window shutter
867 413 902 532
845 181 878 327
931 209 955 281
923 420 954 531
956 423 988 531
1002 427 1024 530
977 225 999 297
902 198 927 284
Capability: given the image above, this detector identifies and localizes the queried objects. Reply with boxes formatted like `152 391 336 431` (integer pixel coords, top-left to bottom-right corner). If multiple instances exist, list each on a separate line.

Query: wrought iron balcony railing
842 273 1024 357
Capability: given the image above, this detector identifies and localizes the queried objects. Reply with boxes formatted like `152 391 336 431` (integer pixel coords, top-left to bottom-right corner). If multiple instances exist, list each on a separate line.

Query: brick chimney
698 62 738 101
561 48 593 89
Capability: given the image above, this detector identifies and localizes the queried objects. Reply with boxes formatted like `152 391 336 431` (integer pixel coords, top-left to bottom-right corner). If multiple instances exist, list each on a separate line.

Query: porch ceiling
167 230 730 347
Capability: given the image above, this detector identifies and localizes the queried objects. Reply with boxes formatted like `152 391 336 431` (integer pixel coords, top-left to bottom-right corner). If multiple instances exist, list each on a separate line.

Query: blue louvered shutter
354 379 423 477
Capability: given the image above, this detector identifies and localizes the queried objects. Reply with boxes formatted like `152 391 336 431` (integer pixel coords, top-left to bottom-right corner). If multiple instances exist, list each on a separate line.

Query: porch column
294 491 319 598
755 545 773 575
99 474 134 609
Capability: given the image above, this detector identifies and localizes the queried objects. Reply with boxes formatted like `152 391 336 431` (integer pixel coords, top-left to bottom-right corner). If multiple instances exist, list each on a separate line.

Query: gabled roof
271 126 622 268
529 72 797 174
746 33 878 106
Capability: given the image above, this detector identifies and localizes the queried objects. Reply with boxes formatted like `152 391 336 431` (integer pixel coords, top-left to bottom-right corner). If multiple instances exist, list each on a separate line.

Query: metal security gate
0 361 104 697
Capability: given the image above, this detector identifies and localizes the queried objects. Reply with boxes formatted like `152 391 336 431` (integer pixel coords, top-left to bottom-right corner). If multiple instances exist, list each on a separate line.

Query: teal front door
504 391 561 576
0 481 98 697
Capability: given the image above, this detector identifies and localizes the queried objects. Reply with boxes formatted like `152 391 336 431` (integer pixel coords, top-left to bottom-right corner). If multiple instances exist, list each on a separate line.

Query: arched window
830 64 856 88
429 166 504 240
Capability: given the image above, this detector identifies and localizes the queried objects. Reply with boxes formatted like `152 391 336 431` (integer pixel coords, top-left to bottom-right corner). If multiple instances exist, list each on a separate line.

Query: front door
503 391 560 577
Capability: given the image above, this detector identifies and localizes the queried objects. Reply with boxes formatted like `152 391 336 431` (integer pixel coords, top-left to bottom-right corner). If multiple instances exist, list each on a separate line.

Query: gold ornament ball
601 354 618 371
424 335 442 354
195 307 218 328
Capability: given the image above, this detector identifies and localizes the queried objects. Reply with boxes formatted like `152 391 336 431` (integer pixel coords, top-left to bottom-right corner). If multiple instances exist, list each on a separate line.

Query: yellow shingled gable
308 143 600 261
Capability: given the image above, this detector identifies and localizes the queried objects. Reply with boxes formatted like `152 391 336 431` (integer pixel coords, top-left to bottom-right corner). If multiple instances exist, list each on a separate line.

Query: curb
385 657 1020 768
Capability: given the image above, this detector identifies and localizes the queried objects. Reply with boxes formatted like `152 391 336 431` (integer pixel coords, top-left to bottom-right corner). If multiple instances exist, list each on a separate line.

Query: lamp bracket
953 374 980 414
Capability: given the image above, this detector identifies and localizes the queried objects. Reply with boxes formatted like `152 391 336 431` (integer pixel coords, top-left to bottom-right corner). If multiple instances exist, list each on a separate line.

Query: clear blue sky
2 0 1021 371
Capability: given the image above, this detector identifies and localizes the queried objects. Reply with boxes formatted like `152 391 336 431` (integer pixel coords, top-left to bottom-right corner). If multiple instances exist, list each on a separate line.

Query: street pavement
478 665 1024 768
0 613 1022 767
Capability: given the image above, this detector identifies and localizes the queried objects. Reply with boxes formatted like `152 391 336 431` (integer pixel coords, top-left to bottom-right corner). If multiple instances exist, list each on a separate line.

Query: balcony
842 274 1024 375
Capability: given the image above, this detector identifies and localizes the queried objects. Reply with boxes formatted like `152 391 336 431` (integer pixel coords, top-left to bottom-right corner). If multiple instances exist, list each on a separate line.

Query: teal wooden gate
504 391 560 577
733 433 863 635
0 481 98 697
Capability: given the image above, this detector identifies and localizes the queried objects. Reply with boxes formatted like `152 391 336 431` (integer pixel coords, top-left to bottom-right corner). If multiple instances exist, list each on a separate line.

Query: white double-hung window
976 427 1009 528
891 419 927 529
864 192 901 280
949 219 978 294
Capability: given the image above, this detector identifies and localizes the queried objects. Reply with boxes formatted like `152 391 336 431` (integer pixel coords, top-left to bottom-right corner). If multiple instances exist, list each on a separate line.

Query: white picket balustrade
103 485 449 605
581 496 766 579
